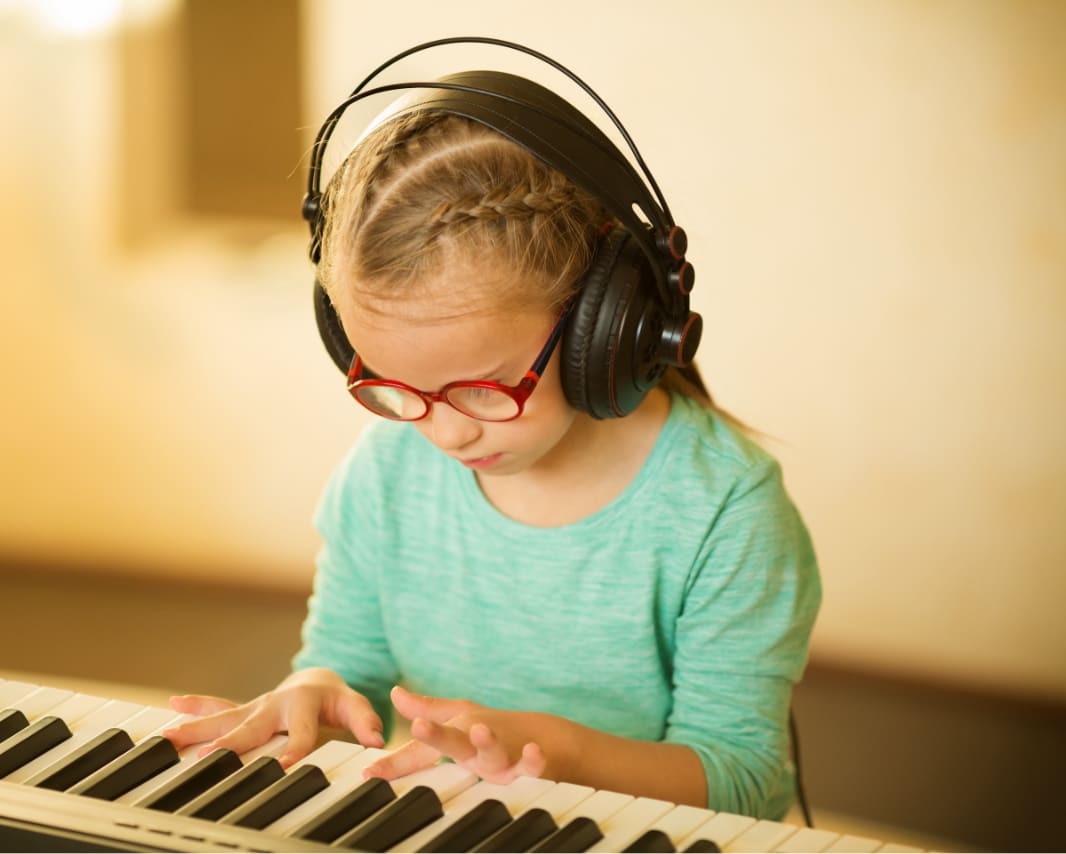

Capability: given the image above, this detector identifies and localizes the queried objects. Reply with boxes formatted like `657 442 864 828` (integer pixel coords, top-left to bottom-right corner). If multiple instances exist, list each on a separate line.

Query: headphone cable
790 707 814 828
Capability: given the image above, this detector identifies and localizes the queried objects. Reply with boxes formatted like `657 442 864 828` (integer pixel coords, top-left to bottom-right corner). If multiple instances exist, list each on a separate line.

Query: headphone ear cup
562 226 664 419
561 228 628 417
314 279 356 375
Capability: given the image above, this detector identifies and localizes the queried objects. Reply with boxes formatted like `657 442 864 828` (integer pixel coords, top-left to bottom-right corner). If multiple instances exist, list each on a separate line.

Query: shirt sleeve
291 433 401 737
665 458 822 819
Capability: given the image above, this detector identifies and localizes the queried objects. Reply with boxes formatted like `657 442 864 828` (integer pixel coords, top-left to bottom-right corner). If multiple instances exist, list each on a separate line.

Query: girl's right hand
162 667 385 768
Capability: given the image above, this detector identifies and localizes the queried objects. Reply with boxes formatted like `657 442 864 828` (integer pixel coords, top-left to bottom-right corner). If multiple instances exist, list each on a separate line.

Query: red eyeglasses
347 307 570 422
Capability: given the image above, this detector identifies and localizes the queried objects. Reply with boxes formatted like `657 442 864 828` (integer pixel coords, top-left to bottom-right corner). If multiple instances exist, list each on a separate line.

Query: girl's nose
423 402 482 451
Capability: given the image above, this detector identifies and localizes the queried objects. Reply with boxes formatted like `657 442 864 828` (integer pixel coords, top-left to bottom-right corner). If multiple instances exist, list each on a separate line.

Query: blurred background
1 0 1064 850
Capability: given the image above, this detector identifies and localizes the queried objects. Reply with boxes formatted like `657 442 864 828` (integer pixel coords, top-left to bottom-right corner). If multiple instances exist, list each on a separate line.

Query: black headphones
304 37 702 419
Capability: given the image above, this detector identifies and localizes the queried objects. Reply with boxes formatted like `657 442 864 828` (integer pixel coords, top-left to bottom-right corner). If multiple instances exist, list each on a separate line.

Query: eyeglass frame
346 304 572 422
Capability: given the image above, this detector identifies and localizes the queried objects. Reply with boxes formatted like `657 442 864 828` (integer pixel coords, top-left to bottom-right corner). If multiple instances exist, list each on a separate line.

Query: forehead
334 247 558 322
342 297 553 387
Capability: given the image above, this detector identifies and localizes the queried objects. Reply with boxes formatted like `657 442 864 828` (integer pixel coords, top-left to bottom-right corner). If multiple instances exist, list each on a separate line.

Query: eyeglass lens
353 384 522 421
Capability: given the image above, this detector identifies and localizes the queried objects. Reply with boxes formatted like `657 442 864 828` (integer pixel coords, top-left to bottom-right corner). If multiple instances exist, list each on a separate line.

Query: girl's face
336 277 578 478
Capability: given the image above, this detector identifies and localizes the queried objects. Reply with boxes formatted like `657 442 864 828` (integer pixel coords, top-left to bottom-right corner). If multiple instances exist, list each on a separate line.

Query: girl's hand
364 686 574 785
162 667 384 767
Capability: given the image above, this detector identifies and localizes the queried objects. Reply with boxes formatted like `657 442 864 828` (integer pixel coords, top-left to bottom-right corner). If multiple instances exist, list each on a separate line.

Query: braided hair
319 112 604 316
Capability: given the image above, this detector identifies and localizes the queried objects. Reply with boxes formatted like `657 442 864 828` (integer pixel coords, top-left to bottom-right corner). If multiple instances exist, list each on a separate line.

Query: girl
164 65 821 821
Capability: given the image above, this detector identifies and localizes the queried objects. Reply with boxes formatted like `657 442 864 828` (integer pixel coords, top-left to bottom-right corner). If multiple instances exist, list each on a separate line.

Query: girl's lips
459 453 503 470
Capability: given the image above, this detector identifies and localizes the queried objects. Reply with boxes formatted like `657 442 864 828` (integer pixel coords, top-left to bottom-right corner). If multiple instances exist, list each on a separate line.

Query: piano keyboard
0 678 923 853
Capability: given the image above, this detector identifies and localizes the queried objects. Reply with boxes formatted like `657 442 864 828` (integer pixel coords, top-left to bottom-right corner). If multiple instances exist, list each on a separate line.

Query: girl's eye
465 386 497 399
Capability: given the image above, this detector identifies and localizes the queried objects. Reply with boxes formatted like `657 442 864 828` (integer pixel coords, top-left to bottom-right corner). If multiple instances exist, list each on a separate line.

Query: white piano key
468 775 555 811
524 779 597 820
646 803 718 847
680 811 756 851
265 746 389 836
121 706 186 742
393 781 504 852
824 833 885 852
9 686 75 719
774 826 841 852
236 733 290 763
115 731 296 806
290 739 366 774
587 796 677 852
389 760 478 802
394 775 554 853
726 818 800 852
114 752 201 804
0 680 42 709
4 696 143 783
36 693 110 728
558 786 634 825
876 843 924 852
77 699 147 731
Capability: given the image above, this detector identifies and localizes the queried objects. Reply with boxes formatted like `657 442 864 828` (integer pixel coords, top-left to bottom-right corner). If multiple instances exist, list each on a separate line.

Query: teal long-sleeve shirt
293 392 821 819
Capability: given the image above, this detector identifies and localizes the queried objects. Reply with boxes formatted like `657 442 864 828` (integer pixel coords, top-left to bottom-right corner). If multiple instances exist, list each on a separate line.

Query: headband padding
562 227 631 417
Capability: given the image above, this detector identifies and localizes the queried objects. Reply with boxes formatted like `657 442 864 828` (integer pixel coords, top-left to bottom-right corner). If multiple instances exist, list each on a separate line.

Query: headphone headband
302 37 692 313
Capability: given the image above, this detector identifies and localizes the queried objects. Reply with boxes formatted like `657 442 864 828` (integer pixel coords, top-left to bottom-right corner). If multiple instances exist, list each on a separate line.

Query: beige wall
2 1 1064 702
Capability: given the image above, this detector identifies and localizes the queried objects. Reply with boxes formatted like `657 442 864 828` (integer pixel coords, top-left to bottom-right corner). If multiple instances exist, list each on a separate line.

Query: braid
319 112 607 312
431 180 584 226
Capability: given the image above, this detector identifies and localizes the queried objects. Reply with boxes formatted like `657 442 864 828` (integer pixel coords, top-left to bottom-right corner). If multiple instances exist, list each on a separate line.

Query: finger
467 722 512 775
410 717 477 762
390 685 473 724
168 694 239 715
516 741 547 778
363 738 440 780
278 703 319 768
162 706 249 749
333 693 385 748
197 713 278 758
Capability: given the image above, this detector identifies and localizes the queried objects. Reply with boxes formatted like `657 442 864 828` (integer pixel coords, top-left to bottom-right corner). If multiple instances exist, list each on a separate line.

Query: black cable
790 707 814 828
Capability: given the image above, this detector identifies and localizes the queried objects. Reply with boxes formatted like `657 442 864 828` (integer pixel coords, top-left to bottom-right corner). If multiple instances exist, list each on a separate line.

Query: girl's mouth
460 453 503 470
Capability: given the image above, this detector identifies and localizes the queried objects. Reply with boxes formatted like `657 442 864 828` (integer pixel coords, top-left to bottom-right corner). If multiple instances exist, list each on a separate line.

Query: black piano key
624 828 677 852
0 716 72 777
218 763 330 829
66 735 179 800
417 797 512 852
287 776 397 843
133 747 242 812
334 784 444 852
0 709 30 742
24 728 134 791
529 815 604 853
680 839 721 853
174 755 285 821
471 806 558 852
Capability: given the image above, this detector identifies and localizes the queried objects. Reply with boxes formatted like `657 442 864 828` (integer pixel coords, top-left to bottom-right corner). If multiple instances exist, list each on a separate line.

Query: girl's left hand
364 686 574 785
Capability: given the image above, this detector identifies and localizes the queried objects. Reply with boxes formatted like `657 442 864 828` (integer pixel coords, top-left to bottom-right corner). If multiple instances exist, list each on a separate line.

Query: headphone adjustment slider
670 261 695 296
658 226 688 261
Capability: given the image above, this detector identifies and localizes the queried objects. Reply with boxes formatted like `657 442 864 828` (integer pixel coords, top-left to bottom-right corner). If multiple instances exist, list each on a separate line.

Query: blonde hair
319 112 603 316
319 110 724 411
